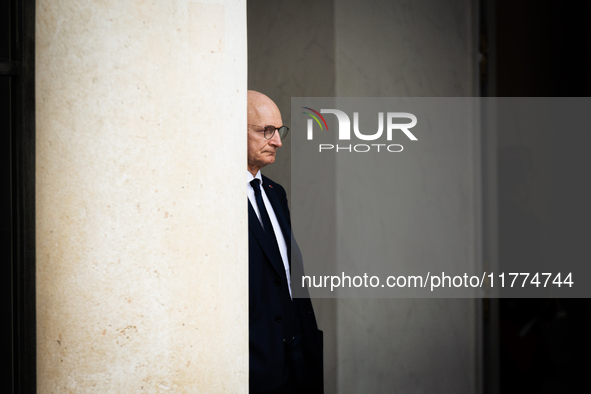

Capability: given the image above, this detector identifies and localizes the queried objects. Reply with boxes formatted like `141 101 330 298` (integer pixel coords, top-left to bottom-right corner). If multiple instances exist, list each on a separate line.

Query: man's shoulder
261 175 286 196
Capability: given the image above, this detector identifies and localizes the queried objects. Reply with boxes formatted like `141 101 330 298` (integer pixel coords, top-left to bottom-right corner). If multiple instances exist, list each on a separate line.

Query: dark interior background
495 0 591 392
1 1 12 388
2 0 36 393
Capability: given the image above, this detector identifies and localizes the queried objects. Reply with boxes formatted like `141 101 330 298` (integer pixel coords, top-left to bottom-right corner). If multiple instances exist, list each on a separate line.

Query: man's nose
270 131 282 147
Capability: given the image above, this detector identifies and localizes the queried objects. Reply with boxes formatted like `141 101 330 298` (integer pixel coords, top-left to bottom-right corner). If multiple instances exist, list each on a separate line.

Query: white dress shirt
247 170 292 298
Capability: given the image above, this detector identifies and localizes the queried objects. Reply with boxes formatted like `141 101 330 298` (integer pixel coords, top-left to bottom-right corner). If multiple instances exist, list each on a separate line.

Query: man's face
247 102 283 172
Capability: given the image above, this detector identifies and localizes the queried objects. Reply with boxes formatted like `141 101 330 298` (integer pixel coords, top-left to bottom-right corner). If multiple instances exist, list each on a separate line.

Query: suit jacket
249 175 323 393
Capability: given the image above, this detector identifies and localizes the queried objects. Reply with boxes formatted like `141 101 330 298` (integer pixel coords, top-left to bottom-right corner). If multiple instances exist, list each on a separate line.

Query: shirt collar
247 170 263 186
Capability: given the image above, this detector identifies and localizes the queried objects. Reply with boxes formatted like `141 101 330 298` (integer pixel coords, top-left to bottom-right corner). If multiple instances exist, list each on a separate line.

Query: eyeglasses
248 124 289 140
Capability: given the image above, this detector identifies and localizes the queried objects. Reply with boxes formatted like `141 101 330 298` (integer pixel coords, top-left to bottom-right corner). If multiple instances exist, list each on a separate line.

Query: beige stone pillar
36 1 247 392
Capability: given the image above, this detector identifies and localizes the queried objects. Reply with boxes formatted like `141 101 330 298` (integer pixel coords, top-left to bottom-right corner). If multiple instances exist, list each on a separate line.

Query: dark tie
250 179 277 240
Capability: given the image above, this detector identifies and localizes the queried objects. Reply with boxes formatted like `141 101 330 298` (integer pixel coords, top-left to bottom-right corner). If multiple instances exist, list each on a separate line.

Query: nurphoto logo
302 107 418 153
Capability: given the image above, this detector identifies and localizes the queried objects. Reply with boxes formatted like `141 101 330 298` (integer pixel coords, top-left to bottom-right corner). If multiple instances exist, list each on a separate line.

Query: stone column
36 1 247 392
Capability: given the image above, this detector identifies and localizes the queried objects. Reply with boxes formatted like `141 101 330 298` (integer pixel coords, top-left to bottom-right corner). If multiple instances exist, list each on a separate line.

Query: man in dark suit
247 91 323 393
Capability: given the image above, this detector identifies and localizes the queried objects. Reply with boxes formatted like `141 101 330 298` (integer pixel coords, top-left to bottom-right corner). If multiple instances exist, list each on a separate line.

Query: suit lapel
248 199 285 277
